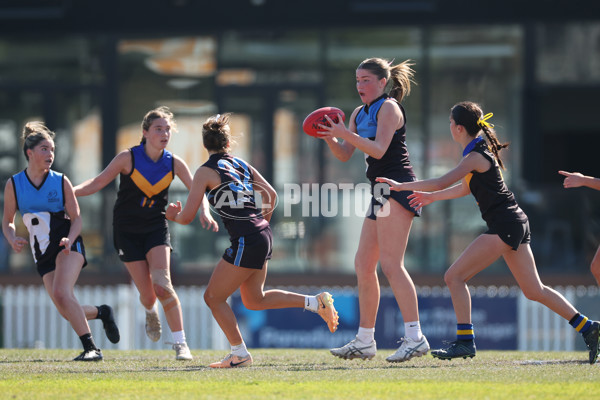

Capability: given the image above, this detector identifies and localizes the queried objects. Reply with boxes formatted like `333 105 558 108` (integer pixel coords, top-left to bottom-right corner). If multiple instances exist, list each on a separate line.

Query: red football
302 107 345 137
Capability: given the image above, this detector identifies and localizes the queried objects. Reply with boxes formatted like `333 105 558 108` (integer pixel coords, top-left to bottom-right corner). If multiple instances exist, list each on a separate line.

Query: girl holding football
319 58 429 363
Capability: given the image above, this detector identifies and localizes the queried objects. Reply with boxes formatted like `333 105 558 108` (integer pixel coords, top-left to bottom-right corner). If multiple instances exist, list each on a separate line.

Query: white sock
356 327 375 344
404 321 423 341
304 296 319 312
145 303 158 314
171 330 186 344
231 341 249 357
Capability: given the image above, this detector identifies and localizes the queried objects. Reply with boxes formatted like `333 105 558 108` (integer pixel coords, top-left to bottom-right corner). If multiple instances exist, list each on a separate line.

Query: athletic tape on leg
150 269 180 312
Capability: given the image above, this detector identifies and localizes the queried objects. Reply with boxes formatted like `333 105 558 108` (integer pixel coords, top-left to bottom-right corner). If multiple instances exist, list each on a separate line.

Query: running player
74 106 217 360
2 122 120 361
318 58 429 362
376 101 600 364
166 113 339 368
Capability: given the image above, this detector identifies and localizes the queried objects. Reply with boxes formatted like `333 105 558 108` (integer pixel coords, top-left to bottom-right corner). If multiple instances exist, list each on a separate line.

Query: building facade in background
0 2 599 283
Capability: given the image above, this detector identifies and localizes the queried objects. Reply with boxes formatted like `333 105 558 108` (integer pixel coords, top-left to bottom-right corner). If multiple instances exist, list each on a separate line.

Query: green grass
0 349 599 399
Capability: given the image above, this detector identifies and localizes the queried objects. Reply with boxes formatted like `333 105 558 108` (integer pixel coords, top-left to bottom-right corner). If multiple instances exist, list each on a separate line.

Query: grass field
0 348 598 399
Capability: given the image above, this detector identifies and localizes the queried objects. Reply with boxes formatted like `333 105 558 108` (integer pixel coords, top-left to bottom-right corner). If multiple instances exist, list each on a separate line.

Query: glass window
0 36 104 85
525 22 600 272
536 23 600 84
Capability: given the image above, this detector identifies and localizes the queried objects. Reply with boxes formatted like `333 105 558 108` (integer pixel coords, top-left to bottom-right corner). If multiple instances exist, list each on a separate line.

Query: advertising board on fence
231 286 518 350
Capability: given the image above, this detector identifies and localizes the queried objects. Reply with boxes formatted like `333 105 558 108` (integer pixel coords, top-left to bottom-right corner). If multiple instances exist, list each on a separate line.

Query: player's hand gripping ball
302 107 345 137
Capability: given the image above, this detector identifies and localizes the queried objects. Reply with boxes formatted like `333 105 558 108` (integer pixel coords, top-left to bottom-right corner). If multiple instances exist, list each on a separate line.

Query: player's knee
521 286 544 302
354 259 376 279
153 283 180 312
243 302 262 311
51 287 72 308
150 269 180 312
203 289 217 308
203 288 229 309
240 294 264 311
379 258 404 279
138 293 156 309
150 269 174 298
152 283 169 299
444 269 462 287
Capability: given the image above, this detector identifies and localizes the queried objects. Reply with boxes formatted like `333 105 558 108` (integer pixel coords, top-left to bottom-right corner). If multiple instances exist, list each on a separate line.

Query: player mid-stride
2 122 120 361
166 113 339 368
377 101 600 364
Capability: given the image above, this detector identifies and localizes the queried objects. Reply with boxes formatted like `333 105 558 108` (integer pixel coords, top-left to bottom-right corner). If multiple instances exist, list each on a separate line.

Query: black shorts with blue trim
113 225 171 262
36 235 87 277
367 175 422 220
223 226 272 270
485 218 531 251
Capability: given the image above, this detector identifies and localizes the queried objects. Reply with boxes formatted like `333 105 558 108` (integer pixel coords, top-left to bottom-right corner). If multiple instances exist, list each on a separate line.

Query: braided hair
451 101 509 169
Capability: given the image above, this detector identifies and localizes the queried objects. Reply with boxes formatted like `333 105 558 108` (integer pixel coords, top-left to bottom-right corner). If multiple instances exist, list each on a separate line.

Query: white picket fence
0 283 229 351
517 285 600 351
517 286 577 352
0 284 597 351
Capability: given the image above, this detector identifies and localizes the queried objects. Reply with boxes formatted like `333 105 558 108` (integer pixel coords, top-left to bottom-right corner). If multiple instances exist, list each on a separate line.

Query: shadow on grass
516 359 589 365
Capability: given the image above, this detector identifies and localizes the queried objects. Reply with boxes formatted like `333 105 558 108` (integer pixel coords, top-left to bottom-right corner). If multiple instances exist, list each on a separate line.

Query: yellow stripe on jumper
465 172 473 187
130 169 173 199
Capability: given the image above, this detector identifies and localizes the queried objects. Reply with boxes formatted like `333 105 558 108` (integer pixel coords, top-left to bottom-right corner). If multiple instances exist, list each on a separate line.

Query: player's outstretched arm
377 151 488 193
408 181 471 211
74 150 131 197
167 166 213 225
173 155 217 231
559 170 600 191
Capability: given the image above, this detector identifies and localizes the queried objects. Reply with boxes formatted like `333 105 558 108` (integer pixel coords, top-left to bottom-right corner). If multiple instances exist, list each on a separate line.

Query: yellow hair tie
477 112 494 129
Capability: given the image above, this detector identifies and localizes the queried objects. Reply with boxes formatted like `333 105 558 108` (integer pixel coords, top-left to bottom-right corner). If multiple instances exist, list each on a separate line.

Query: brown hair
202 113 234 152
22 121 55 161
357 58 415 103
451 101 509 169
140 106 177 144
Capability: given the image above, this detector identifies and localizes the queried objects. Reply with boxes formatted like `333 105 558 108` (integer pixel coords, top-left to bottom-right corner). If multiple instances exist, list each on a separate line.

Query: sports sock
171 330 186 344
145 302 158 314
569 313 592 334
404 321 423 341
231 341 249 357
96 305 110 321
457 323 475 341
79 333 97 351
304 296 319 312
356 327 375 344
